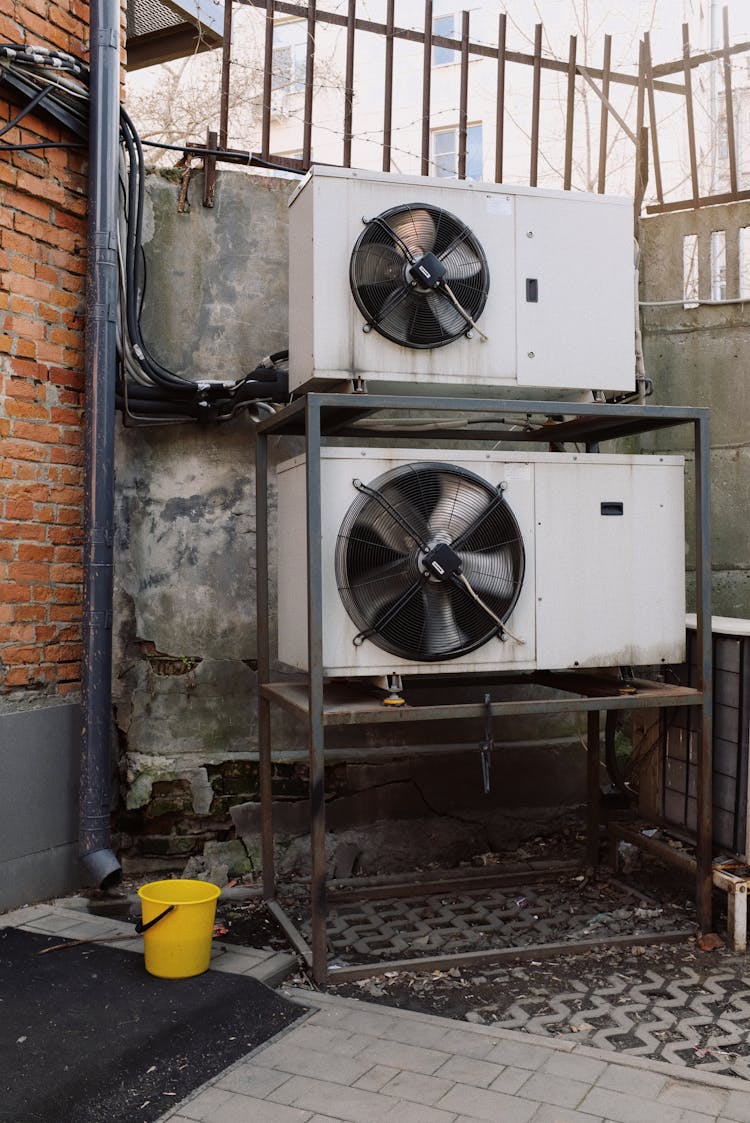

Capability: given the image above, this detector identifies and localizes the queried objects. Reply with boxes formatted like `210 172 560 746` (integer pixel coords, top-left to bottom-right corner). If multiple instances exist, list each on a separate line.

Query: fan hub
420 541 462 583
407 251 447 291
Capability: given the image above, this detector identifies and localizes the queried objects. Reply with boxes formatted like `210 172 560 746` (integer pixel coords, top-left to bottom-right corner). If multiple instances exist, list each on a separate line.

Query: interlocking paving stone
494 965 750 1081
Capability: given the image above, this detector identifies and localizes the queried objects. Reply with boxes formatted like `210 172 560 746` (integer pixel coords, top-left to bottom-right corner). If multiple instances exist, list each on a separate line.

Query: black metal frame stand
255 393 712 986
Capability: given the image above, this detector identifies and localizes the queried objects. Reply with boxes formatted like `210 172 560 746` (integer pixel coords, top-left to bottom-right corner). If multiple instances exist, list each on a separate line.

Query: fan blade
347 559 417 619
353 240 406 286
349 510 418 556
422 291 467 340
387 208 437 258
424 473 493 538
459 548 519 603
378 291 421 342
441 244 483 286
421 585 467 656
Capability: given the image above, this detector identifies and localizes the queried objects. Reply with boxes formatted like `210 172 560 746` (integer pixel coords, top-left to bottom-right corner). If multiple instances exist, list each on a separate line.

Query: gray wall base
0 703 83 912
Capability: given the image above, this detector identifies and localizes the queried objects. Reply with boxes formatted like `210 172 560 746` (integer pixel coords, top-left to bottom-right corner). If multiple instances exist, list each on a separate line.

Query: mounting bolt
527 351 535 359
526 230 534 238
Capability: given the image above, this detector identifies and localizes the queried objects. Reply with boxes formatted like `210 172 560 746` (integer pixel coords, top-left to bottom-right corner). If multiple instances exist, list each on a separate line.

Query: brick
3 667 31 687
18 544 54 563
11 421 61 444
5 498 36 520
13 604 46 623
4 399 48 420
9 561 51 584
1 644 41 665
49 563 82 584
14 339 36 359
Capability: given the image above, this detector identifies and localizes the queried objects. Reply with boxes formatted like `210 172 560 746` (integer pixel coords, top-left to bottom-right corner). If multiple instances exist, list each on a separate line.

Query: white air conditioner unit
287 167 636 396
276 448 686 678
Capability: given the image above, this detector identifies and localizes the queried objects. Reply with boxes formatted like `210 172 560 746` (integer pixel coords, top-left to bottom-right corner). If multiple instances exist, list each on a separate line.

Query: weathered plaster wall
638 202 750 617
113 168 586 866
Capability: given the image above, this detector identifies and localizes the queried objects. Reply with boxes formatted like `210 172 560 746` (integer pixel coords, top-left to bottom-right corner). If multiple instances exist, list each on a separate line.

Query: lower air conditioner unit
276 448 686 678
287 166 636 396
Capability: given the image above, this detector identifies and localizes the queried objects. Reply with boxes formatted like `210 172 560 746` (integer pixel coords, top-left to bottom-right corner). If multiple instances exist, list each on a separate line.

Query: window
432 14 456 67
272 20 307 95
432 125 483 181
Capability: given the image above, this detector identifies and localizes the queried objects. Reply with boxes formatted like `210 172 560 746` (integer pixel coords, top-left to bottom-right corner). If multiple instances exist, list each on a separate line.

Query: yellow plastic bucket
137 879 221 979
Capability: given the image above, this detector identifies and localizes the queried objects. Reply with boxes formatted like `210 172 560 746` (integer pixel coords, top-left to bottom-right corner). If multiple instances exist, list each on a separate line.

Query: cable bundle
0 43 289 424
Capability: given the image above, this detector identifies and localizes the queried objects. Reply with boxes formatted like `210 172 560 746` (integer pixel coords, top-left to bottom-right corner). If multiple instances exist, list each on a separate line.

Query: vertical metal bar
343 0 356 167
587 709 601 867
219 0 233 150
529 23 542 187
643 32 663 206
260 0 274 162
306 396 328 985
682 22 700 208
421 0 433 176
494 12 506 183
634 126 649 222
302 0 316 168
633 39 646 205
457 9 470 179
563 34 576 190
597 33 612 194
723 6 738 196
694 413 714 933
382 0 395 172
202 128 217 208
255 426 275 899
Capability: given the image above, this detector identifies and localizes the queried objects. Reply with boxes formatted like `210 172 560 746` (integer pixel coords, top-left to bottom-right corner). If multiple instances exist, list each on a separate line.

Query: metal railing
192 0 750 215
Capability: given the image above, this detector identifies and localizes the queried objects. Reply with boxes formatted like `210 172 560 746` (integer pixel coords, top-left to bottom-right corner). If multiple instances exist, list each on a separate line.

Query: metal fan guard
335 462 525 662
349 202 490 350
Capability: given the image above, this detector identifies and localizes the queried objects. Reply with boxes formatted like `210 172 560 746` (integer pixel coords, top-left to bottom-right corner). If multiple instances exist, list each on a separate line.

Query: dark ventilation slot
601 501 624 516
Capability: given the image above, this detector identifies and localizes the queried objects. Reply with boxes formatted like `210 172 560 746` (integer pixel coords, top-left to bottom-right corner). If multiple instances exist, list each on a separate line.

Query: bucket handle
135 904 175 934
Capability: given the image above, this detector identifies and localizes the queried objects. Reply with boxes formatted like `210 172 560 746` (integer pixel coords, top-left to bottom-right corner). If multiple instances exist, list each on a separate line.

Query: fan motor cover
335 461 524 661
349 204 490 349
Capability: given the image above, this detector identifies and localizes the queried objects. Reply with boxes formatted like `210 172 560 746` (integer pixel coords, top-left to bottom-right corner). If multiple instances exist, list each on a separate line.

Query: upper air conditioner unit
276 448 686 679
287 167 636 396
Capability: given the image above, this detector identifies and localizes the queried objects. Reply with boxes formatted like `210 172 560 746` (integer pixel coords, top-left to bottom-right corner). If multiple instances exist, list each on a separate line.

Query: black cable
0 46 290 422
0 140 86 151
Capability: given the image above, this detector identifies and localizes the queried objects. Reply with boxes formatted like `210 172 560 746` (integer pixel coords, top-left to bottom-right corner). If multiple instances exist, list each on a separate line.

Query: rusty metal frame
185 3 750 216
255 394 712 986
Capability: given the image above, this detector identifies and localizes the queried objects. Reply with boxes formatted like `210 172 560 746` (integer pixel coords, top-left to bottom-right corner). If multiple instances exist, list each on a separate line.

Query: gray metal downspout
80 0 122 887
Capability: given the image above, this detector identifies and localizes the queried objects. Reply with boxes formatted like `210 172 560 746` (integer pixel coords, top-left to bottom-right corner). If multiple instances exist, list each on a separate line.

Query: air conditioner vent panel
349 203 490 349
335 462 524 661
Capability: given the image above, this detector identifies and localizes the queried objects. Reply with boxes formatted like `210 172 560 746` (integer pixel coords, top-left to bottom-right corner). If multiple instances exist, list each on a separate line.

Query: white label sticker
486 194 513 216
501 464 531 481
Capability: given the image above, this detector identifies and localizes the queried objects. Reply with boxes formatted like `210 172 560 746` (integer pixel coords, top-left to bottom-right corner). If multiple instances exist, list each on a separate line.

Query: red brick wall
0 5 90 694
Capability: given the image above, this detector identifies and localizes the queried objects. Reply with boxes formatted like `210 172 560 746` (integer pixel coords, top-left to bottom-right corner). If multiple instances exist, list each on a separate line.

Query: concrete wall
113 168 587 867
637 201 750 617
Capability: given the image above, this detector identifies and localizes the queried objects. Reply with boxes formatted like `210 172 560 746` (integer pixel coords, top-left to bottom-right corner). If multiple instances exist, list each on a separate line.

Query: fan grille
335 462 525 662
349 203 490 349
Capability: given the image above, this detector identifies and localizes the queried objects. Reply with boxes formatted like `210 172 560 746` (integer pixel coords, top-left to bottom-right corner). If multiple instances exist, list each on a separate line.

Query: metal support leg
307 398 328 985
587 709 601 868
694 415 713 932
255 428 275 899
